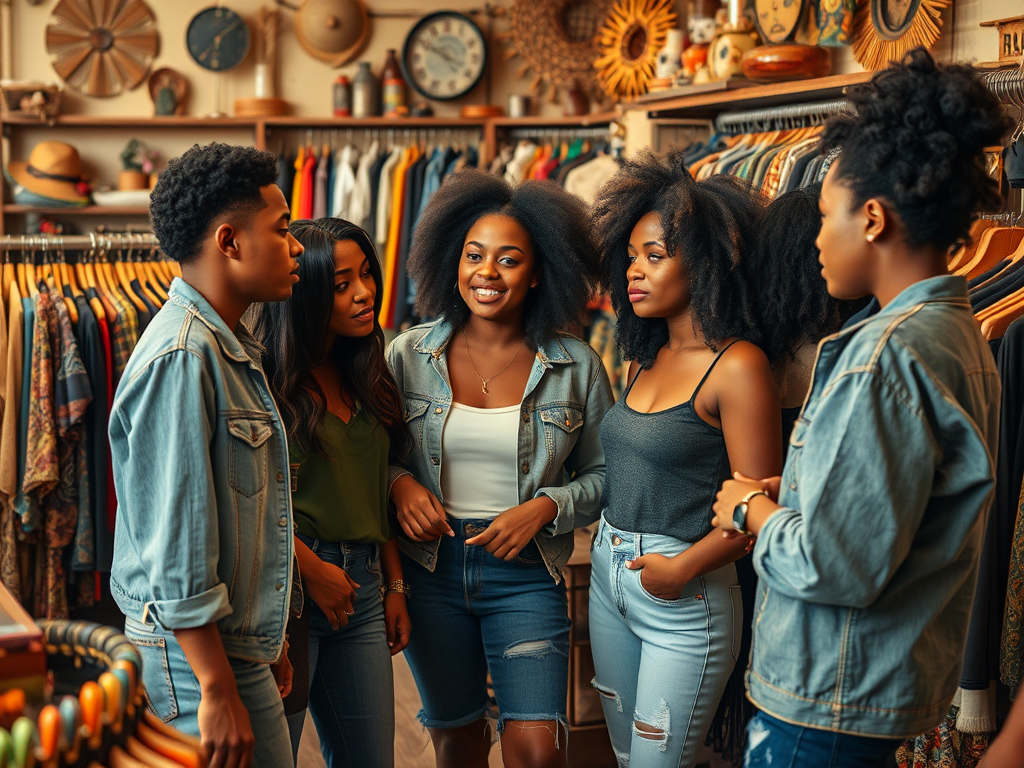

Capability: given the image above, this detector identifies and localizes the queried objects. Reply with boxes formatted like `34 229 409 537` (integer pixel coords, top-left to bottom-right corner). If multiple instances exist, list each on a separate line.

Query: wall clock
755 0 806 43
401 11 487 101
186 6 251 72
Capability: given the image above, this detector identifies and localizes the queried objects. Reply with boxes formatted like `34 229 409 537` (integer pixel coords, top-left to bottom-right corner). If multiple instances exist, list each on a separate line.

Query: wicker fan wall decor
46 0 159 98
498 0 615 103
850 0 949 71
595 0 677 100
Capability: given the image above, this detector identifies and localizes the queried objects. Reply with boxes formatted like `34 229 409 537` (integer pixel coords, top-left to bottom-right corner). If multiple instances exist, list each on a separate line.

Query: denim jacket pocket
785 418 810 492
403 396 432 447
227 414 273 498
538 404 584 470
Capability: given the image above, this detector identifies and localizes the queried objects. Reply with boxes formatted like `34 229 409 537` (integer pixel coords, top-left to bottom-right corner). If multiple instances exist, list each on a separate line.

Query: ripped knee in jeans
591 679 623 713
632 699 670 752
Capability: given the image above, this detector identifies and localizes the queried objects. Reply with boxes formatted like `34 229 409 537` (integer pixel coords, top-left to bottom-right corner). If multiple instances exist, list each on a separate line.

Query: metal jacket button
275 582 284 591
278 517 288 527
521 461 530 474
611 535 622 546
435 407 443 414
431 456 440 466
276 472 284 482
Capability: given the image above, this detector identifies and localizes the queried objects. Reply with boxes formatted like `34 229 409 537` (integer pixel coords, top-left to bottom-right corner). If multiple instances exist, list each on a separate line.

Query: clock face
401 12 487 101
754 0 806 44
186 6 251 72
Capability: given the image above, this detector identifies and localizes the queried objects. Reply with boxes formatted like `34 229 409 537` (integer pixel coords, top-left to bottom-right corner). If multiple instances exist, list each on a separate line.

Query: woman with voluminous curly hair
713 48 1012 768
588 149 782 768
386 169 613 768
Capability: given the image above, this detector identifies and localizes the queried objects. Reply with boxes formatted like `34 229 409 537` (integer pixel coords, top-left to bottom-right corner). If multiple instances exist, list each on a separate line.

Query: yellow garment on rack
291 146 305 221
380 145 418 326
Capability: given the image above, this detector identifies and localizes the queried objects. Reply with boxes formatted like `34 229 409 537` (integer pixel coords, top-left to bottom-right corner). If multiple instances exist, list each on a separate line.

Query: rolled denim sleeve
110 351 232 629
754 371 939 608
538 363 614 536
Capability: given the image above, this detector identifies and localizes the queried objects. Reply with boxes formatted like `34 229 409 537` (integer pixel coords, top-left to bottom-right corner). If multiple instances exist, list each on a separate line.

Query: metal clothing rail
714 98 852 135
0 232 160 253
506 125 611 140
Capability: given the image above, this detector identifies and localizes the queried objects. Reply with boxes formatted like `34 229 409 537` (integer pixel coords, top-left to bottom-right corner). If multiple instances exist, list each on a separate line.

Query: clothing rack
506 125 611 140
714 98 852 135
278 126 484 152
0 233 160 253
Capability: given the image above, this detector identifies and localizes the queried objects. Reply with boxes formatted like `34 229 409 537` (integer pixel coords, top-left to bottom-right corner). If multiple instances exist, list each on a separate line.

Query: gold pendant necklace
462 326 526 395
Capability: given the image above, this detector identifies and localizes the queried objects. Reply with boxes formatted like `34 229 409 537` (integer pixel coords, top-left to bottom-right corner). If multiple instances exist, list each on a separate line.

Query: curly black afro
820 48 1012 252
745 185 862 363
150 143 280 263
592 148 765 368
408 169 600 349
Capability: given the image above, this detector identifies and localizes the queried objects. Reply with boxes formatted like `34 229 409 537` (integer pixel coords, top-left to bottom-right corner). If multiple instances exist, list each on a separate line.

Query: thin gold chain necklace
461 326 526 395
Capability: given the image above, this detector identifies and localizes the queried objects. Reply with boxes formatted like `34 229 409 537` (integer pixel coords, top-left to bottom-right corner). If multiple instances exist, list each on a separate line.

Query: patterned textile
1000 480 1024 686
897 706 990 768
22 287 58 533
108 289 137 383
37 288 92 618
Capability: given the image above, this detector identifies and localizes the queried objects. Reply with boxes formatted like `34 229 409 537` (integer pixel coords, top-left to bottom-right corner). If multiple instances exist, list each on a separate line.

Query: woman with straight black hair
253 218 411 768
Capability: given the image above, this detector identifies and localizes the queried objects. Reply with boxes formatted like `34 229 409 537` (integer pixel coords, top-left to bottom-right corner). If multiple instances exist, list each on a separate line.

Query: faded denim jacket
748 276 1000 738
109 278 294 664
386 318 613 583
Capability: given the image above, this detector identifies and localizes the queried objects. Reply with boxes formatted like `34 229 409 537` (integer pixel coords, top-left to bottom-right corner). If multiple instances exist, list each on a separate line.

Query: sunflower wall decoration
46 0 159 98
595 0 678 101
850 0 950 71
497 0 615 103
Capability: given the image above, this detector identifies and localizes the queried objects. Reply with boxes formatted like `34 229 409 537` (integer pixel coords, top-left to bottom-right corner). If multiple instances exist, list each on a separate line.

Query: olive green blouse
289 409 393 544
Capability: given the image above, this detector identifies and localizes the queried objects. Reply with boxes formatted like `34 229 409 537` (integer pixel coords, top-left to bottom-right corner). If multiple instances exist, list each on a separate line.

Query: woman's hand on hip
465 497 557 561
304 559 360 630
626 553 691 601
384 593 411 656
391 474 454 541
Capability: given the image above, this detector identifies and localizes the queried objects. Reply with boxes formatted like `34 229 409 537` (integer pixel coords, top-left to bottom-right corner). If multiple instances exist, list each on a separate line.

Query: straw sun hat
6 140 90 205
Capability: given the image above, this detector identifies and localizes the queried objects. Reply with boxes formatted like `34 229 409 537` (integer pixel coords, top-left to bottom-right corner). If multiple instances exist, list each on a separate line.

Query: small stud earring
531 281 538 288
866 234 875 243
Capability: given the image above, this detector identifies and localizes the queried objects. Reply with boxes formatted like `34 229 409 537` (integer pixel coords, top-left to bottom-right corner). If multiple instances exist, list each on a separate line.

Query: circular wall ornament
755 0 806 43
45 0 159 98
293 0 370 67
851 0 949 71
498 0 615 103
594 0 678 100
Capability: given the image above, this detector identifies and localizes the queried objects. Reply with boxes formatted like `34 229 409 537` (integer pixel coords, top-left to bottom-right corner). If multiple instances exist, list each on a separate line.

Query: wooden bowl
234 97 290 117
741 44 832 82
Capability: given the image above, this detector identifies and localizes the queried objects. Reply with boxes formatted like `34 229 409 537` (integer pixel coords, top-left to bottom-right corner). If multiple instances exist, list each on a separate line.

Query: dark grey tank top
599 342 736 543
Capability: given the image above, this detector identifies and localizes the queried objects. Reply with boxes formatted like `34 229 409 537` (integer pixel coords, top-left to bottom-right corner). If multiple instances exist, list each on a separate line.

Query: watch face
186 6 251 72
754 0 805 43
401 12 487 101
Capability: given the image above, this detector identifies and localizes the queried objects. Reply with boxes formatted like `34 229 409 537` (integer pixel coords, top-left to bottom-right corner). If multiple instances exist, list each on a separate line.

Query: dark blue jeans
745 712 902 768
286 536 394 768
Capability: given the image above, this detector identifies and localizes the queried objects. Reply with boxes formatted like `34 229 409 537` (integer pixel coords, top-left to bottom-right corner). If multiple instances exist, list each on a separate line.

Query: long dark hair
253 218 410 459
593 149 765 368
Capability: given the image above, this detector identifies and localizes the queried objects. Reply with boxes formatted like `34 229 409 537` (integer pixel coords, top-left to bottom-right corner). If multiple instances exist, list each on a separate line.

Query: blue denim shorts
401 518 570 734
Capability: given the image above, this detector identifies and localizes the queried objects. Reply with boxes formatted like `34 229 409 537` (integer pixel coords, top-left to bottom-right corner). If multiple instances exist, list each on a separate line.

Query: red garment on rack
299 150 316 221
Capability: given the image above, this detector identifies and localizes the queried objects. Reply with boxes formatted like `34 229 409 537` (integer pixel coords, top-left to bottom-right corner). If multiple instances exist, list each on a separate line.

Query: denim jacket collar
167 277 264 365
838 276 970 337
412 316 574 368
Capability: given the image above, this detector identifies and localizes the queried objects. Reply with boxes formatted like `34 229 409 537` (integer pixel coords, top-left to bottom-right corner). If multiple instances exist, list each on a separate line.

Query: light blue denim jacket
109 278 294 663
748 276 1000 738
386 319 613 583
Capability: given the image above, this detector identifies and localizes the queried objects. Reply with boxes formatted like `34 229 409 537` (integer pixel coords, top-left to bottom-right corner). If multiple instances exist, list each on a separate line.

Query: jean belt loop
634 533 642 560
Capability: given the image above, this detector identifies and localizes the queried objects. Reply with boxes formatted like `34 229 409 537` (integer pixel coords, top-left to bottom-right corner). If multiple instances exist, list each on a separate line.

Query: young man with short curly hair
109 143 303 768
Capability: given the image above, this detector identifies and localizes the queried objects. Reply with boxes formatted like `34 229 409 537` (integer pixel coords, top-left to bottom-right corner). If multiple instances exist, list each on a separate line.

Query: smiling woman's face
327 239 377 339
458 214 538 323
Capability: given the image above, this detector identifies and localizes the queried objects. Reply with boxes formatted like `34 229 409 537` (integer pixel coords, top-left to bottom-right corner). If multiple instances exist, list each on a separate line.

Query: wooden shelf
0 115 258 128
262 116 489 128
4 205 149 215
627 72 874 118
487 113 617 127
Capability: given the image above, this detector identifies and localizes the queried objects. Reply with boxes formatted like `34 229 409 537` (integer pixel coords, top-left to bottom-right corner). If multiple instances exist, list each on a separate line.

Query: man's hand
465 497 557 561
197 682 254 768
272 648 293 699
391 474 453 541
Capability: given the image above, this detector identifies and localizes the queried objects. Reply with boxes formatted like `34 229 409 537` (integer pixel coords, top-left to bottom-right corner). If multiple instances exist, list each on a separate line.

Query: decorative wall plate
45 0 159 98
851 0 950 71
594 0 677 100
498 0 615 103
293 0 369 67
755 0 806 44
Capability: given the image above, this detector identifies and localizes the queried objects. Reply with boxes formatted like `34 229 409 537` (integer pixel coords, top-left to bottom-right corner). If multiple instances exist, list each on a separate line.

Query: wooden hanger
979 290 1024 340
47 240 79 324
947 218 995 272
954 225 1024 279
111 238 147 315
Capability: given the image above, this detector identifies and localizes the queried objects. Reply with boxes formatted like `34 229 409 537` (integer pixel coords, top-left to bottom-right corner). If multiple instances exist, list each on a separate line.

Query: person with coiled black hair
713 49 1013 767
386 169 613 768
744 184 865 449
588 149 782 768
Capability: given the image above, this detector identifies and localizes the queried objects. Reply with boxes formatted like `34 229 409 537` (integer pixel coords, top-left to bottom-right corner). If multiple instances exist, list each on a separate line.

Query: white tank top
440 402 521 519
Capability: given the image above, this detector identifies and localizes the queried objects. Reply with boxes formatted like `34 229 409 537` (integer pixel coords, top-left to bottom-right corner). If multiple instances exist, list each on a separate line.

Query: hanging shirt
331 145 359 219
22 287 58 533
365 149 388 237
290 146 305 221
313 147 330 221
299 148 316 221
0 284 23 600
564 154 620 205
348 141 378 226
375 146 403 246
12 294 35 528
277 152 294 209
380 146 417 327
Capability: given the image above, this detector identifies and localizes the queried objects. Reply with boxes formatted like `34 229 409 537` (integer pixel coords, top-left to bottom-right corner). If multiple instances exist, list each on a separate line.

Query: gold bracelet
383 579 410 598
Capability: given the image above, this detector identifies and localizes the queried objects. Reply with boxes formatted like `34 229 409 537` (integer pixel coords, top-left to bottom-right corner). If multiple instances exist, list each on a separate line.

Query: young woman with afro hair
588 149 782 768
713 49 1013 767
386 169 613 768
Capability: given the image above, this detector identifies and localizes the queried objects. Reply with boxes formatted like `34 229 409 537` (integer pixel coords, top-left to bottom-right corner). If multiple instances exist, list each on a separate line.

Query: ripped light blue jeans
589 515 741 768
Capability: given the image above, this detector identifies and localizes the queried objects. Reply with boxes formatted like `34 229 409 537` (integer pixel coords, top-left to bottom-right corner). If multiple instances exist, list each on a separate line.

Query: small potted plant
118 138 158 191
